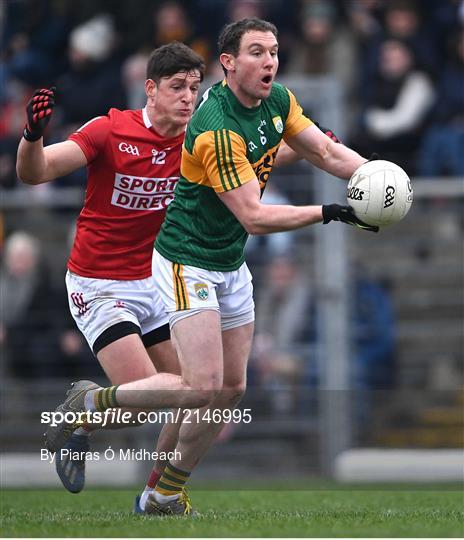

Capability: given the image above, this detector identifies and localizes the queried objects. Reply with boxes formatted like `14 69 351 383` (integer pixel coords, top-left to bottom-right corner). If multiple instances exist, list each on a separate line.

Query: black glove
322 204 379 233
23 87 56 142
314 121 341 144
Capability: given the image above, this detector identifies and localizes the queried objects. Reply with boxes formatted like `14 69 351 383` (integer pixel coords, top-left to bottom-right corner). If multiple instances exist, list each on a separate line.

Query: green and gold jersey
155 80 312 271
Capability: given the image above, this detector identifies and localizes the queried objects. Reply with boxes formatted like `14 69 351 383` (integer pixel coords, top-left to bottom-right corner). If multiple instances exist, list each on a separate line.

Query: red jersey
67 108 183 280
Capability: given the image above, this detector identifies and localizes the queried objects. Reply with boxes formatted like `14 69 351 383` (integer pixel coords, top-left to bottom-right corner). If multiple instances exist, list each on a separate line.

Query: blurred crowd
0 230 102 379
1 0 462 386
1 0 463 189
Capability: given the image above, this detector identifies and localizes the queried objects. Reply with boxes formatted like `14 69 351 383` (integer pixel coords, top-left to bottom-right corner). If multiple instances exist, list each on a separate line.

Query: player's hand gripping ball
347 160 413 227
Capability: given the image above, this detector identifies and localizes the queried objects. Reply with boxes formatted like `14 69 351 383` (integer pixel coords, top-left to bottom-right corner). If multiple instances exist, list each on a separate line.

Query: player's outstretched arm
218 178 378 234
275 122 341 168
285 124 366 180
16 88 87 184
218 177 324 235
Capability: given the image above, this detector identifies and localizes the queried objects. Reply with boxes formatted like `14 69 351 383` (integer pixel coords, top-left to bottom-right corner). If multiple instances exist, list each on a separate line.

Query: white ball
347 160 413 227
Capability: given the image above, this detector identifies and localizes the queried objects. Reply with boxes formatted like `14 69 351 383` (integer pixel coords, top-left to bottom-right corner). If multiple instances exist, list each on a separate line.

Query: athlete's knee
180 374 222 408
190 390 215 409
190 369 223 392
219 380 247 407
194 376 223 407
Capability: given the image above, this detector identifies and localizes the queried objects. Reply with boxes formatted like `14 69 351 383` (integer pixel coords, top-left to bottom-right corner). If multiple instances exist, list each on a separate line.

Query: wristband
23 127 43 142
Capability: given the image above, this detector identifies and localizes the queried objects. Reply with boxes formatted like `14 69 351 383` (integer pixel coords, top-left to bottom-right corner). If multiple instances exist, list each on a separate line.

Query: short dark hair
146 42 205 82
218 17 278 75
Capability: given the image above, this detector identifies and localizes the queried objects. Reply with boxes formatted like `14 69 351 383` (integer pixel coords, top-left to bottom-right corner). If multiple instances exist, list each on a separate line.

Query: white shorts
65 271 169 354
152 250 255 328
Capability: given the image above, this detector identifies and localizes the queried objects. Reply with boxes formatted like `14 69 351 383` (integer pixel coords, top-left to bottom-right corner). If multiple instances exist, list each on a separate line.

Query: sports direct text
41 408 252 428
111 173 178 211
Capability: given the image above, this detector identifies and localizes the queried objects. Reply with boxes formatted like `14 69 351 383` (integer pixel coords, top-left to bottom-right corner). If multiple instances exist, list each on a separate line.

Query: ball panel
379 169 398 226
347 173 370 216
347 160 413 228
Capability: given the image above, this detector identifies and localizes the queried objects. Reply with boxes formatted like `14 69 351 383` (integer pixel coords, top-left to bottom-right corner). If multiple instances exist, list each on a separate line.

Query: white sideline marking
334 448 464 482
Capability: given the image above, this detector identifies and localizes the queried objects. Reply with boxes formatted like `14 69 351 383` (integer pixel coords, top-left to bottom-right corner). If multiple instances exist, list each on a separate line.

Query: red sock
146 468 162 489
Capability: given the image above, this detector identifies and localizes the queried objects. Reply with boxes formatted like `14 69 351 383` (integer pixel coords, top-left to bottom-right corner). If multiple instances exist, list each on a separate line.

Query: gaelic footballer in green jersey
155 80 312 271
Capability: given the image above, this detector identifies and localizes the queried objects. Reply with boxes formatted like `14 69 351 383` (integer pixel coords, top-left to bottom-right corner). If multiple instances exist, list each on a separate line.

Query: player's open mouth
261 75 273 85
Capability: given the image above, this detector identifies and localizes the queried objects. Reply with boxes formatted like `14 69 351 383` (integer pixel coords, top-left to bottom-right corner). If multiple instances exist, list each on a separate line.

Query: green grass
1 486 463 537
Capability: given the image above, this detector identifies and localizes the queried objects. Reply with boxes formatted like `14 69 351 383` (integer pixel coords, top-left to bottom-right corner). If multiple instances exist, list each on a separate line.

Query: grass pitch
1 486 463 537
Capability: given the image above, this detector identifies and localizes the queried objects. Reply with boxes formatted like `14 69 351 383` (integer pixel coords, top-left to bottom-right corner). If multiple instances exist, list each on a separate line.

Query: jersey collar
142 107 151 129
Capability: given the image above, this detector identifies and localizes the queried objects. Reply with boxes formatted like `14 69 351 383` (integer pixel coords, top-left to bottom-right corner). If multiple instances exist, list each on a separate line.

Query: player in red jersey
16 43 208 510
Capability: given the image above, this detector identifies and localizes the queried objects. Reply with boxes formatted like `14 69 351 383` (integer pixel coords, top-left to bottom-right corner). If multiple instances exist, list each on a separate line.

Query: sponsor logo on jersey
194 282 209 300
111 173 179 211
257 119 267 145
118 142 140 156
114 300 125 308
251 144 279 190
272 116 283 133
248 141 258 152
384 185 395 208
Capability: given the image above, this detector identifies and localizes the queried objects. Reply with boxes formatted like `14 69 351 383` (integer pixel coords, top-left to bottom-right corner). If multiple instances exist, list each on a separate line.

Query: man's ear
145 78 158 99
220 53 235 73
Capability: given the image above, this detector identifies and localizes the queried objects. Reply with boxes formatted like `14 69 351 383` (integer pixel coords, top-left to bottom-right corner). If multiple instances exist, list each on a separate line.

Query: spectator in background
57 14 127 129
286 1 356 95
227 0 263 21
351 270 396 434
381 0 439 74
346 0 385 100
0 139 20 190
1 1 69 190
422 0 464 63
201 0 272 79
347 0 385 43
122 1 211 108
358 0 440 97
245 184 296 289
351 39 435 174
352 274 396 390
195 0 297 77
250 253 314 413
2 0 71 87
1 232 54 378
46 14 127 189
0 79 35 190
150 1 211 64
418 29 464 176
250 255 396 394
0 230 99 379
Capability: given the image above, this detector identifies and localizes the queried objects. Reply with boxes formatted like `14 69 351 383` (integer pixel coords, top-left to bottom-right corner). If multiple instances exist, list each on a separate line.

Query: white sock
84 389 97 412
74 427 90 436
139 488 153 511
153 490 180 504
